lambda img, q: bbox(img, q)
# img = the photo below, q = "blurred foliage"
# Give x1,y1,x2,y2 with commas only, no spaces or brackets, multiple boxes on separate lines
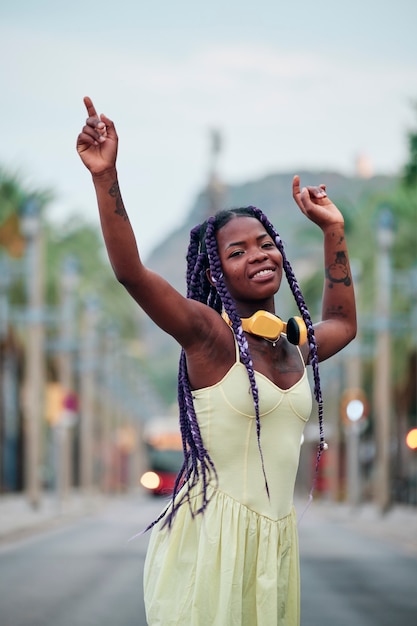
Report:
0,169,140,342
403,101,417,187
0,168,54,220
146,355,180,406
300,105,416,405
44,215,139,339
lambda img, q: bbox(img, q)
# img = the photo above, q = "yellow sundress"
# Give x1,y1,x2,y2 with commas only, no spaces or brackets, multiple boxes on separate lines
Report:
144,340,312,625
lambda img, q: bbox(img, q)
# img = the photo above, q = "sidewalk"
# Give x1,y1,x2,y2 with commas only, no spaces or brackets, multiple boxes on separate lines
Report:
1,490,416,554
297,497,417,556
0,489,107,545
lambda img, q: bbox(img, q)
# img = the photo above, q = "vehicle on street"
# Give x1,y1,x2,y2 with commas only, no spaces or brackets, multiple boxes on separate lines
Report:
140,416,183,496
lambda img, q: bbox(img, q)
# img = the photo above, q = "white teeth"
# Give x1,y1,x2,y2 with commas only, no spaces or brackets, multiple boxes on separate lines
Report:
254,269,272,278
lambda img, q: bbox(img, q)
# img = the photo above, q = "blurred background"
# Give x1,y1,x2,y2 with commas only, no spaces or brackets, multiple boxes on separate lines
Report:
0,1,416,625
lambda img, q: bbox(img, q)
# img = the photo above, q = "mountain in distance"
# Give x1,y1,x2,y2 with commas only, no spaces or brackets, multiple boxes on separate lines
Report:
140,168,396,403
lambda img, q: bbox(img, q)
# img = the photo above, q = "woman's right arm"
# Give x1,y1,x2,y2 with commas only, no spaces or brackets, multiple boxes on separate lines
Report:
76,97,211,347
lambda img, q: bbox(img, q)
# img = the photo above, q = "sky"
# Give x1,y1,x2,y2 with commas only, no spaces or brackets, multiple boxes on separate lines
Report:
1,0,416,258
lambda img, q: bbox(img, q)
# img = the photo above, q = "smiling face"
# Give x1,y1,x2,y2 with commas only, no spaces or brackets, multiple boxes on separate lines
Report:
215,215,283,314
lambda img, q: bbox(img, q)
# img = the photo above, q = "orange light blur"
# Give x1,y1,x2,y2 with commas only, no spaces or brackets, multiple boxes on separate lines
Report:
140,471,161,490
406,428,417,450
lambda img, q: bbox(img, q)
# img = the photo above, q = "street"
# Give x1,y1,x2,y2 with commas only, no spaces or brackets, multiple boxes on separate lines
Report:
298,501,417,626
0,494,416,626
0,495,162,626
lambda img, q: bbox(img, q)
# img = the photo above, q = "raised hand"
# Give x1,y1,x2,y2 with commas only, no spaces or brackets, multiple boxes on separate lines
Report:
292,174,344,231
76,96,118,176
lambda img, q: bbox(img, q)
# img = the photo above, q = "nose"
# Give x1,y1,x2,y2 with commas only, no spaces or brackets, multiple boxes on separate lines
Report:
248,248,268,263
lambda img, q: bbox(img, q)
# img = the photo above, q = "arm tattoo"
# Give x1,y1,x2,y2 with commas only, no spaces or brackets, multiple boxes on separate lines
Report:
325,250,351,287
108,181,128,221
324,304,347,318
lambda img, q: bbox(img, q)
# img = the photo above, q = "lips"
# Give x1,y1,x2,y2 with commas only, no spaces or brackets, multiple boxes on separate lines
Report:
250,267,275,280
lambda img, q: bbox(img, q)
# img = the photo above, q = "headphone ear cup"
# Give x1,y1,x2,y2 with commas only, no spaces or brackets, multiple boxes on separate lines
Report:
245,310,285,340
286,316,307,345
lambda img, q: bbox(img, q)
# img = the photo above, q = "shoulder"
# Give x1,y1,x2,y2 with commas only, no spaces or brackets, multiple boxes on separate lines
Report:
184,307,237,389
196,304,235,349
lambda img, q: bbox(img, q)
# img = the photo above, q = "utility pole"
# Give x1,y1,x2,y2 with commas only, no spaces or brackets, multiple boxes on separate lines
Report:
373,208,395,513
206,128,225,217
20,198,45,509
100,324,118,493
56,255,79,508
0,255,8,491
79,296,98,496
345,260,363,509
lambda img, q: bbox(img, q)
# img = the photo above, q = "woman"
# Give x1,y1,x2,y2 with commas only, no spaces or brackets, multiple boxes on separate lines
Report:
77,97,357,626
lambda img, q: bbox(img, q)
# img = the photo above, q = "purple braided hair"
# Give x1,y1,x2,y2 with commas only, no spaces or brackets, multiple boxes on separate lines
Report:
249,207,326,477
147,205,325,530
204,217,270,497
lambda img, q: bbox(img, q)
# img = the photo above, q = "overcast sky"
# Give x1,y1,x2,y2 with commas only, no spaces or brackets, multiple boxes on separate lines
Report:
1,0,416,258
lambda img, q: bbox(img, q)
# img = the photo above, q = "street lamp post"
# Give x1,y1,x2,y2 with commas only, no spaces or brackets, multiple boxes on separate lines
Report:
56,255,79,508
346,398,365,508
20,197,45,509
206,128,225,218
373,208,395,513
0,255,10,490
79,295,99,495
345,260,363,508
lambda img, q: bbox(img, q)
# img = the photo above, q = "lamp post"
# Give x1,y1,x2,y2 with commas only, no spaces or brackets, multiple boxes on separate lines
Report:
344,393,367,508
206,128,225,218
79,295,99,496
0,255,10,491
56,255,79,508
373,208,395,513
20,197,45,509
344,259,363,508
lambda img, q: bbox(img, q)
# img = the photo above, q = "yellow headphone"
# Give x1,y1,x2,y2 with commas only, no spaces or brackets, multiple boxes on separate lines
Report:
222,310,307,346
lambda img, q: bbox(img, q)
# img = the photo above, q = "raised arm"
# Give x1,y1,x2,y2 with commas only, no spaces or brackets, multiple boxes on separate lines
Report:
76,97,211,347
292,175,357,361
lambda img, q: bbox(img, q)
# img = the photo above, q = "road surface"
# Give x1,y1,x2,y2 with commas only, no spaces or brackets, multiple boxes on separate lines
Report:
0,494,416,625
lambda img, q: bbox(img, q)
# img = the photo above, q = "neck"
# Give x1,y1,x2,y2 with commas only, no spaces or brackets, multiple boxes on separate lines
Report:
235,302,275,319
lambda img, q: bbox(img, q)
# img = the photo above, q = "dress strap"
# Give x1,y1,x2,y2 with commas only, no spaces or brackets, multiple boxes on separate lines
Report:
234,335,241,363
295,342,307,370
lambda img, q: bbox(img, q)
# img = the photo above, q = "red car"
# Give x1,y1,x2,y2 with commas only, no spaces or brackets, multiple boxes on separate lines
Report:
140,418,184,496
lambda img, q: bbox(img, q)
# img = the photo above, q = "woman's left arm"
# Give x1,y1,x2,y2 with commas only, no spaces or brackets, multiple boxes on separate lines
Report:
292,175,357,361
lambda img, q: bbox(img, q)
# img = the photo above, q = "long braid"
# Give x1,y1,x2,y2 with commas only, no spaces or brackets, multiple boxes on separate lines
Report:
204,218,270,497
146,224,218,531
250,207,326,486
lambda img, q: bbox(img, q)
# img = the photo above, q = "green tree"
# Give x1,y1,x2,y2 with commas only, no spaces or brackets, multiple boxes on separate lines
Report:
0,166,139,338
45,215,139,339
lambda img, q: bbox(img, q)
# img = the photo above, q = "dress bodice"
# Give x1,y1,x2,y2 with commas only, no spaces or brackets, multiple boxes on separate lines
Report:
192,351,312,520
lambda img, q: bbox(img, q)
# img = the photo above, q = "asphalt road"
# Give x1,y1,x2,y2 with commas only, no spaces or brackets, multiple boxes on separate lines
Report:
0,495,416,626
0,495,162,626
298,504,417,626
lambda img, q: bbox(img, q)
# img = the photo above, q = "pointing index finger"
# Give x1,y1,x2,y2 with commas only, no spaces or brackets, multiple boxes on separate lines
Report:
83,96,98,119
